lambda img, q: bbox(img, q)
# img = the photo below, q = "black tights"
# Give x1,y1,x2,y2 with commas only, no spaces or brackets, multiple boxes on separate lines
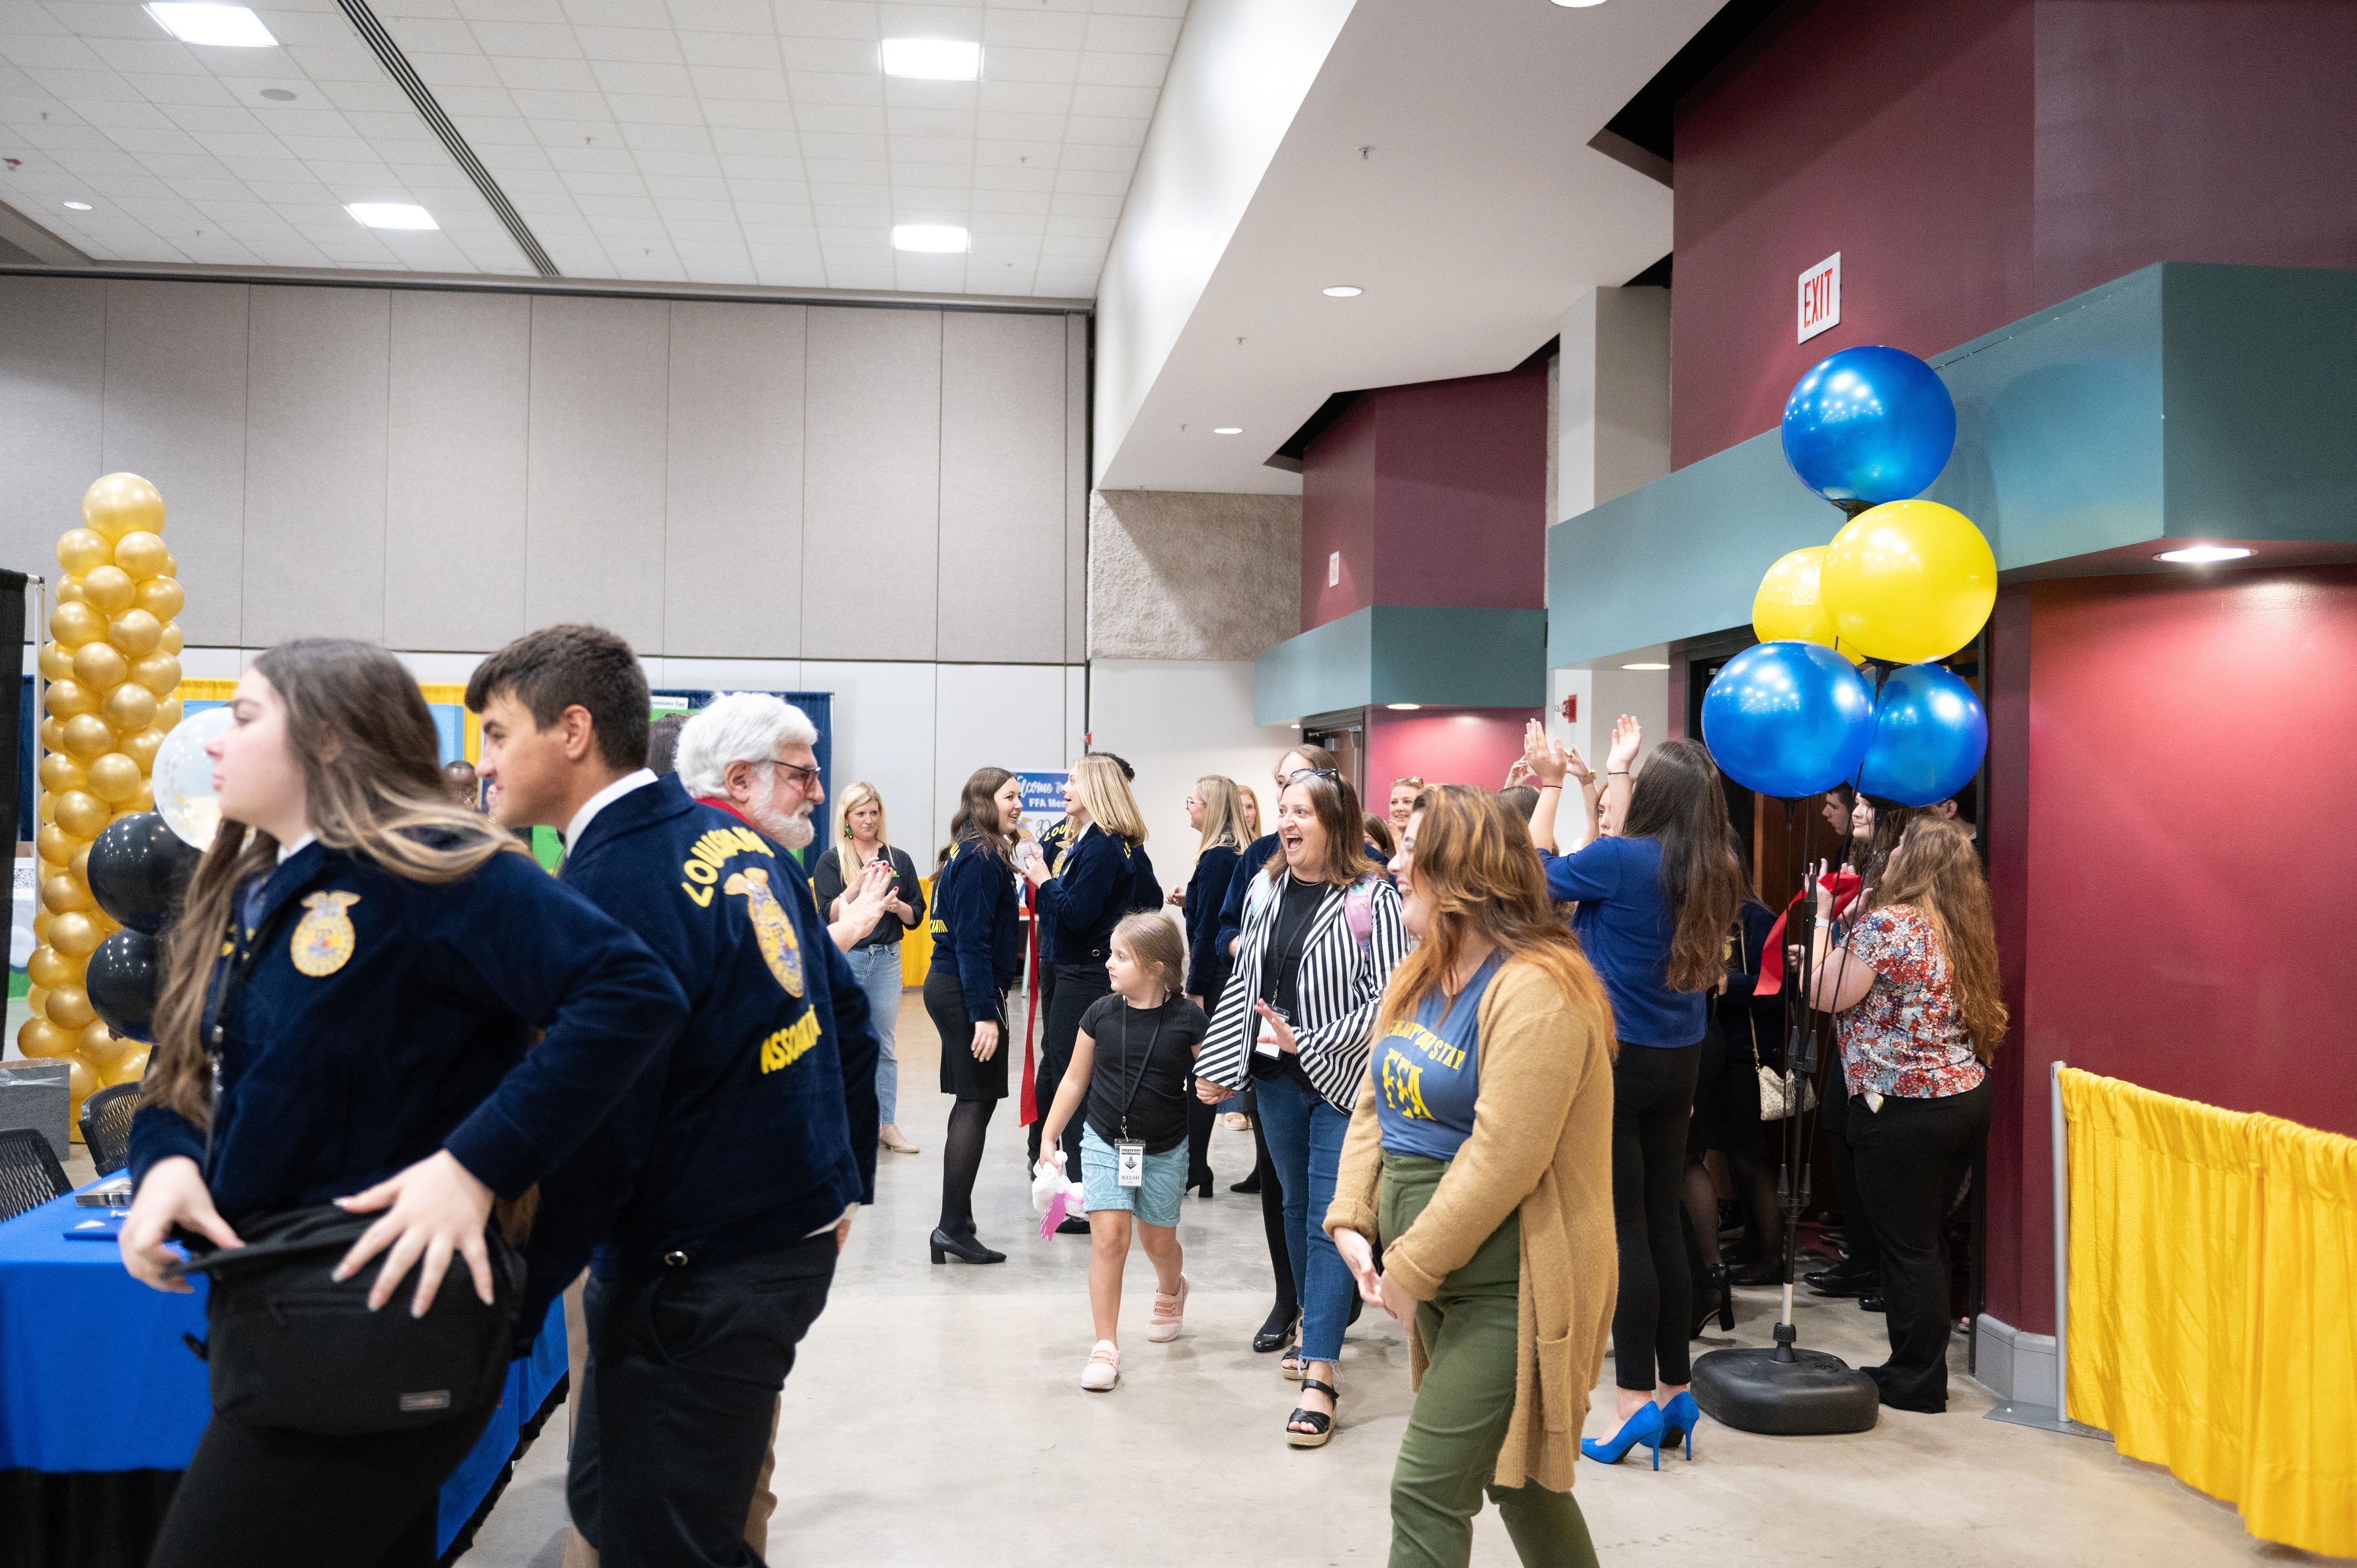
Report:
938,1097,998,1235
1681,1148,1783,1270
1611,1042,1702,1391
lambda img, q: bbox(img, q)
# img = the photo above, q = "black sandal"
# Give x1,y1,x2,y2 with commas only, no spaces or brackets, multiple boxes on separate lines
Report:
1287,1377,1339,1449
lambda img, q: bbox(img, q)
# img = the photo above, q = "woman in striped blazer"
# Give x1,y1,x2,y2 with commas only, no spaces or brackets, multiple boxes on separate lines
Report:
1196,765,1408,1448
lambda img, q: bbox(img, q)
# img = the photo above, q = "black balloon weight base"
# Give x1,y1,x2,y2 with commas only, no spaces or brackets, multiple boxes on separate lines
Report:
1692,1342,1880,1436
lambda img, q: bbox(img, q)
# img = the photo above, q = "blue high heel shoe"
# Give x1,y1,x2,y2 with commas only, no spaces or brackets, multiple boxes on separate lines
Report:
1579,1400,1668,1469
1656,1391,1702,1461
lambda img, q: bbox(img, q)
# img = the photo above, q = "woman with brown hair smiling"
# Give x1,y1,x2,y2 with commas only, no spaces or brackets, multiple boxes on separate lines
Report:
1329,783,1615,1565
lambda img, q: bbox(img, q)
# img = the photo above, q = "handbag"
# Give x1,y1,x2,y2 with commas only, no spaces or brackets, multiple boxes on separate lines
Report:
172,1205,522,1435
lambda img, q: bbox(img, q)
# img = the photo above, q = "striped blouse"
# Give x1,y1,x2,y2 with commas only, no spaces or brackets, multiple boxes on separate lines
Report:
1195,869,1409,1113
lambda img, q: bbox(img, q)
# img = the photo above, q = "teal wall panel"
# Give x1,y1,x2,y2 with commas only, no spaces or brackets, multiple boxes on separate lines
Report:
1254,606,1546,724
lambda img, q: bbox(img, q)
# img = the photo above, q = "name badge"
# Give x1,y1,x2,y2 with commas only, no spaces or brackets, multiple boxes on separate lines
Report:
1252,1004,1289,1059
1115,1140,1146,1188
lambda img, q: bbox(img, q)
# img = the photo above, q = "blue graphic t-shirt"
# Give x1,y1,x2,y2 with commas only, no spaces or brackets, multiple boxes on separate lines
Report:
1373,953,1504,1161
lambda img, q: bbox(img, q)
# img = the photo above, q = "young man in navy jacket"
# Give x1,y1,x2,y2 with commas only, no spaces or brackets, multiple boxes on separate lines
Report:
469,627,877,1568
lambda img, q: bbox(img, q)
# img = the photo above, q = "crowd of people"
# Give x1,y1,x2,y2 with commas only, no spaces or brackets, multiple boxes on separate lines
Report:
109,618,2010,1568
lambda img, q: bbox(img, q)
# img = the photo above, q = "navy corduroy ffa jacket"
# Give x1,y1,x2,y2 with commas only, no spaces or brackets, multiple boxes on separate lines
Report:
534,776,881,1286
127,839,688,1225
1036,825,1138,964
1184,842,1242,1000
928,835,1023,1025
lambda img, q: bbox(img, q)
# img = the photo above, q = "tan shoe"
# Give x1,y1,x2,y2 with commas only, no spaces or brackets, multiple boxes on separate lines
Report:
879,1124,919,1155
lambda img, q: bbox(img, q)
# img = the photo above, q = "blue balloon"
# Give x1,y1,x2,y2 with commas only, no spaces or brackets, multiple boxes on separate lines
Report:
1857,663,1986,807
1780,345,1956,508
1701,642,1876,799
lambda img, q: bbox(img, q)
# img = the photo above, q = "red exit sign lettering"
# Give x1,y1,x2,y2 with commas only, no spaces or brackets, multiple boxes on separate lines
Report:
1798,251,1840,342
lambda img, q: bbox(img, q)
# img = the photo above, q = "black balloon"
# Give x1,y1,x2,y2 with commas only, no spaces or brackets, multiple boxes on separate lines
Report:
87,812,201,935
88,928,162,1044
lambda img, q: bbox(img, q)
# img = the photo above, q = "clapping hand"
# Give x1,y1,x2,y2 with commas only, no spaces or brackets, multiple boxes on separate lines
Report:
1607,714,1642,775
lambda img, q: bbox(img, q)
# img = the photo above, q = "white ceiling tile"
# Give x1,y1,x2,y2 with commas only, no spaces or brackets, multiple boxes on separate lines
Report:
971,161,1049,191
456,0,571,24
983,46,1075,83
1041,213,1108,238
590,56,689,92
690,64,790,99
450,113,541,143
508,86,609,117
973,138,1056,167
27,66,147,102
135,150,234,179
37,5,158,41
1082,13,1178,54
576,25,684,61
770,1,873,41
786,68,877,105
970,187,1046,215
1088,0,1186,15
563,167,642,193
494,55,600,91
876,5,978,41
977,78,1065,114
546,142,638,171
646,172,727,198
316,79,411,112
1047,189,1117,219
735,206,809,227
890,134,970,165
811,190,886,213
1057,140,1133,173
717,154,798,179
1063,113,1142,146
980,10,1083,50
794,100,881,133
680,29,779,66
160,100,266,134
976,109,1061,141
801,151,883,177
667,0,772,32
886,105,969,139
700,96,794,127
433,82,521,114
0,35,108,72
280,41,392,82
635,148,722,177
618,117,708,150
606,92,704,122
1072,48,1163,88
82,37,206,76
470,18,587,55
1067,82,1152,119
560,0,671,26
278,133,374,159
777,35,871,71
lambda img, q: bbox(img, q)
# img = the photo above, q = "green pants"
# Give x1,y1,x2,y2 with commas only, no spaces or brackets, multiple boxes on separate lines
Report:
1379,1156,1598,1568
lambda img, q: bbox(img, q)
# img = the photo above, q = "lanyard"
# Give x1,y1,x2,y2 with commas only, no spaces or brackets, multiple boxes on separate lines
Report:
1258,875,1324,1007
1113,1004,1166,1141
200,876,304,1165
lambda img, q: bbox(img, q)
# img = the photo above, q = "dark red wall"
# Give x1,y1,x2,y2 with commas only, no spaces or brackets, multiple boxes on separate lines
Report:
1298,367,1548,631
1365,708,1543,801
1981,566,2357,1330
1670,0,2357,467
1670,0,2036,469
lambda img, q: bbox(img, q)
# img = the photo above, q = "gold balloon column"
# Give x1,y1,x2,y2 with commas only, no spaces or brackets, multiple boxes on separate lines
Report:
19,474,185,1127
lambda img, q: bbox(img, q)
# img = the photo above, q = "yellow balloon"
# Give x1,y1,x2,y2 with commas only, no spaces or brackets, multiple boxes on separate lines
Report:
84,1024,141,1071
132,652,181,696
109,608,163,656
37,792,54,825
25,985,46,1019
73,641,128,691
27,945,74,991
155,697,183,732
160,623,183,657
84,473,165,541
67,1057,99,1122
62,714,115,762
41,873,92,915
39,716,65,753
80,564,135,615
101,682,157,734
56,528,111,575
38,640,75,682
163,552,179,577
56,580,85,606
43,678,96,720
45,983,95,1031
1820,501,1998,664
54,790,109,839
114,531,168,581
1752,546,1865,663
18,1017,74,1060
35,824,74,867
120,782,156,814
31,913,50,947
86,752,143,804
38,753,86,795
49,911,100,958
70,842,90,882
101,1048,149,1089
122,726,166,771
50,600,104,648
135,577,184,620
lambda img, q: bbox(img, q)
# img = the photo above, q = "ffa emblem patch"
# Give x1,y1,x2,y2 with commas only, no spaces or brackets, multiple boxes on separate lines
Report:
723,866,804,998
290,892,359,977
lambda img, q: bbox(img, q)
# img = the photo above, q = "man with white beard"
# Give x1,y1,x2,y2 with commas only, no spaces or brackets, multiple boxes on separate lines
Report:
469,641,879,1568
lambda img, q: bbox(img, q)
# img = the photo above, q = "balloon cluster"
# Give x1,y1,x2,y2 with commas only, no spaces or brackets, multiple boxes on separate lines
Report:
19,474,189,1123
1702,348,1994,804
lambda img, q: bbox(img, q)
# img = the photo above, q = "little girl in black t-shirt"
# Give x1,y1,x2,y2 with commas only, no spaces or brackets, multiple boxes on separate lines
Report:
1035,911,1209,1391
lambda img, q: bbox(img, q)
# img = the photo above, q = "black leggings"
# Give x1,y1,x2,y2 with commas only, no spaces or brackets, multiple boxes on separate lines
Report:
1611,1041,1702,1391
1823,1078,1884,1275
147,1404,495,1567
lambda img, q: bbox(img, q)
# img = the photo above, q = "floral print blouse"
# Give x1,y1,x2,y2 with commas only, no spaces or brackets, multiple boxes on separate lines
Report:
1834,904,1986,1099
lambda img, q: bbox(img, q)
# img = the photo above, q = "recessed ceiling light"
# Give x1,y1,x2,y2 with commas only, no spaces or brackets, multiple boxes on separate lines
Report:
2155,544,2252,564
144,3,278,46
1322,285,1362,297
1386,703,1422,711
1621,661,1670,670
892,223,968,253
63,200,93,211
259,87,297,101
347,202,437,230
881,38,981,80
1213,426,1243,435
1550,0,1609,7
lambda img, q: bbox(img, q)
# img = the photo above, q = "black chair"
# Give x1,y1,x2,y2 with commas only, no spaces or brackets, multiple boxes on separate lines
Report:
79,1084,141,1178
0,1126,69,1224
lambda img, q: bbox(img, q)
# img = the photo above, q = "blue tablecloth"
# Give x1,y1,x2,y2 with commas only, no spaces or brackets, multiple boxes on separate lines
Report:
0,1186,566,1556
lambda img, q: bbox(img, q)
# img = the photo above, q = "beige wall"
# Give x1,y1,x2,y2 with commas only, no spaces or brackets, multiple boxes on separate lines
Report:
1086,487,1298,661
0,274,1089,663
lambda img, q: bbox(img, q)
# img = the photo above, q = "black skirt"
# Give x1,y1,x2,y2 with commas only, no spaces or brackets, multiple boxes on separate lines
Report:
925,964,1008,1103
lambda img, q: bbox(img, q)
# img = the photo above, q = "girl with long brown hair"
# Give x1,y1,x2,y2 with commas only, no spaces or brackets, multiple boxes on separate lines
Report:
117,639,684,1568
1328,784,1615,1563
1525,715,1744,1462
1808,814,2004,1412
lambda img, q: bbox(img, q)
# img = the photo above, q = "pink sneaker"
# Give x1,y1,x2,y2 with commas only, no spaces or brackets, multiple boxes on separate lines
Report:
1081,1340,1120,1391
1148,1275,1188,1342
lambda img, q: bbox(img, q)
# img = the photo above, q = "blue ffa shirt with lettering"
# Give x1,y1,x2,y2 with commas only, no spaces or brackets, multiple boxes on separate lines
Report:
536,776,880,1285
126,838,687,1223
1373,954,1504,1162
1541,835,1706,1048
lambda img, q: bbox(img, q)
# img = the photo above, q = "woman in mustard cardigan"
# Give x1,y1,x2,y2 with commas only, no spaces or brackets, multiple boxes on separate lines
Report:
1328,784,1617,1568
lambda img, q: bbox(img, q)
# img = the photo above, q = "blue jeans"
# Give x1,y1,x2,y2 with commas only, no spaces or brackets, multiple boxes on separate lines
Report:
844,943,904,1126
1254,1069,1355,1364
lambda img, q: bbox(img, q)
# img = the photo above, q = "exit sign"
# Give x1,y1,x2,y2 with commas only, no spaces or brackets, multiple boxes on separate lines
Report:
1798,251,1840,342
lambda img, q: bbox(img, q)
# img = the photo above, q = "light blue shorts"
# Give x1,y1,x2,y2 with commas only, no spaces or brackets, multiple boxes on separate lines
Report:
1080,1125,1188,1228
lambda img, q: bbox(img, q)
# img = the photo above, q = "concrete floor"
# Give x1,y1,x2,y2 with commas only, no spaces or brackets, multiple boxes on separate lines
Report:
453,995,2286,1568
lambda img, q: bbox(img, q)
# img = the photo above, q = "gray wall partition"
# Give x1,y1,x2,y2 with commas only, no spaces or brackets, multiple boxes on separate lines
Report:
0,274,1089,664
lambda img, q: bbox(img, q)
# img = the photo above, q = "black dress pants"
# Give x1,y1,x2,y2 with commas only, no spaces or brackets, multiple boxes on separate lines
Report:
568,1235,838,1567
1846,1078,1993,1412
1609,1041,1702,1391
147,1400,496,1567
1822,1078,1884,1276
1029,958,1108,1177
